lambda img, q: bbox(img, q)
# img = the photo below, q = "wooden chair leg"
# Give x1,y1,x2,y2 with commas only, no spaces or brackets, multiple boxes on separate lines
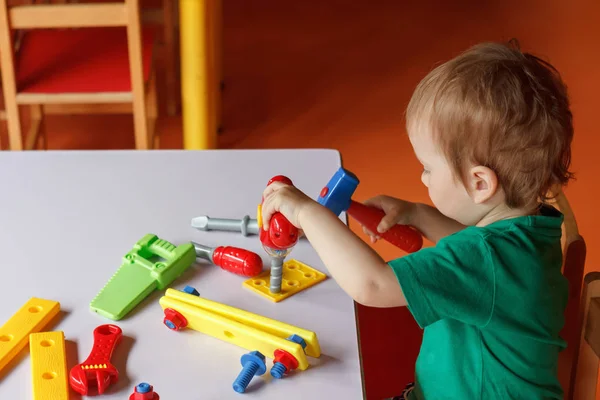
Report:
0,91,4,150
213,0,222,131
126,3,149,150
0,111,3,150
0,1,23,150
164,0,177,116
146,68,159,149
25,104,43,150
573,272,600,400
132,101,150,150
4,101,22,150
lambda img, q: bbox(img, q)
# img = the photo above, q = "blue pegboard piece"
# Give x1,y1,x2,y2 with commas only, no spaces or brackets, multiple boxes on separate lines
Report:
317,167,359,216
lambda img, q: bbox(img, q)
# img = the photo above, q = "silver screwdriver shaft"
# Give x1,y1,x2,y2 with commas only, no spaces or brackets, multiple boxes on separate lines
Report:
191,215,259,236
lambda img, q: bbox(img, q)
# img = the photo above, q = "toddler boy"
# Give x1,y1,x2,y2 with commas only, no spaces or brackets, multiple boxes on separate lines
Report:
260,40,574,399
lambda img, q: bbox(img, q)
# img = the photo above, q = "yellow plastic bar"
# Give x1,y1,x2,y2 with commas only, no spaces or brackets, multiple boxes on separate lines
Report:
179,0,217,149
160,296,310,369
163,288,320,357
0,297,60,372
29,331,69,400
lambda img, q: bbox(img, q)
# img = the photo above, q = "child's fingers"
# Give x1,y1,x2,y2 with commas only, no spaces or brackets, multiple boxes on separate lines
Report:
377,214,397,233
363,196,384,209
362,225,379,242
262,181,287,200
362,225,374,236
260,193,279,231
261,182,290,230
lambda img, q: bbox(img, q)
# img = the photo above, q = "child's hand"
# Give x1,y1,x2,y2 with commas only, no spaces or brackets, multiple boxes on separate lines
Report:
362,195,415,243
260,181,316,231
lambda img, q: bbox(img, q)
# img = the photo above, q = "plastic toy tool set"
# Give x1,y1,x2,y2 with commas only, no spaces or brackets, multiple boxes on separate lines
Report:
0,167,423,397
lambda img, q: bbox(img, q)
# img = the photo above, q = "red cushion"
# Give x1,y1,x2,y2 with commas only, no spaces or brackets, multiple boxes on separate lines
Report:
16,26,155,93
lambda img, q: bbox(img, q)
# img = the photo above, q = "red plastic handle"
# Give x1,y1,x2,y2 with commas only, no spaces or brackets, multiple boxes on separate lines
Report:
259,175,299,251
212,246,263,277
86,324,122,365
347,200,423,253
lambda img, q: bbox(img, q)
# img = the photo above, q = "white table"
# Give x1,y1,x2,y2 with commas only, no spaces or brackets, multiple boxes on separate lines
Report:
0,150,363,399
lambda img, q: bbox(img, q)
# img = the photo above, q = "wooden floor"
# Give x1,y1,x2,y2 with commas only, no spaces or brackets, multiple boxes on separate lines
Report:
1,1,599,398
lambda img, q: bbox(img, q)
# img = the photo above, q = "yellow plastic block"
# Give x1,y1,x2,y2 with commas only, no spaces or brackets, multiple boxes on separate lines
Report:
29,331,68,400
243,259,327,303
159,289,321,370
0,297,60,372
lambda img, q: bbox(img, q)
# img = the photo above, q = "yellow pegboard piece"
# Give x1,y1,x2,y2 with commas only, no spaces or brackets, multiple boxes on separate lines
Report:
162,288,321,358
243,259,327,303
29,331,68,400
161,294,312,369
0,297,60,372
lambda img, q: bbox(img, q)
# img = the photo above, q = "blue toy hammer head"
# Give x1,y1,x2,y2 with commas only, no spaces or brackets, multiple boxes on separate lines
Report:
316,167,359,216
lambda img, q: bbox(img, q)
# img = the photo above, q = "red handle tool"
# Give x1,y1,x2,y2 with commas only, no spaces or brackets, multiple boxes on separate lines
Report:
317,167,423,253
69,324,122,395
257,175,300,255
347,200,423,253
193,242,263,277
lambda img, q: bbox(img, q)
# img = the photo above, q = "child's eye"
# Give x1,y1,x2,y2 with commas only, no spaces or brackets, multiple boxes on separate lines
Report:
422,168,430,175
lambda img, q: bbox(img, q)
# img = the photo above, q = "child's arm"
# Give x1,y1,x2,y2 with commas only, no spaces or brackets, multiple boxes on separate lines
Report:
298,202,407,308
260,183,407,308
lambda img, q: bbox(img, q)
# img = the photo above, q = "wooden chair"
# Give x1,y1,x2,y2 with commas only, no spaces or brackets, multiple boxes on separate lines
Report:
571,272,600,399
141,0,178,117
0,0,158,150
548,191,588,399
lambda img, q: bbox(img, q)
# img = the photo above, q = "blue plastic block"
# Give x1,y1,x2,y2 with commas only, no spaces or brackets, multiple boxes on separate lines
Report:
317,167,359,216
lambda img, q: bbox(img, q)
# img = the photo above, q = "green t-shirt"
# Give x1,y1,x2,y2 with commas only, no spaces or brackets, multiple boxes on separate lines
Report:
388,205,568,400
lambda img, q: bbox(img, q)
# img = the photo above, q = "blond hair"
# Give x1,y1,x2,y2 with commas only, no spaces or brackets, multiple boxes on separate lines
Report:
406,40,574,211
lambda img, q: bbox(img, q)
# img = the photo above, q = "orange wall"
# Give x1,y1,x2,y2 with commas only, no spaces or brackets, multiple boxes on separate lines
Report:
222,0,600,276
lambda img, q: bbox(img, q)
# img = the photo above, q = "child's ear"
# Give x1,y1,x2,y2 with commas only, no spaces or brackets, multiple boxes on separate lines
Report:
468,166,498,204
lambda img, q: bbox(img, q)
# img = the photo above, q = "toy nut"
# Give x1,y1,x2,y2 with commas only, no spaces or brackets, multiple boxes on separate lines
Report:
129,382,159,400
163,308,187,331
242,350,267,368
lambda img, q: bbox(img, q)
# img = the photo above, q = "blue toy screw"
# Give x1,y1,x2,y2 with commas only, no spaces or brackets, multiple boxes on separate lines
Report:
164,320,176,329
270,362,287,379
287,334,307,350
232,351,266,393
271,334,307,379
183,286,200,296
135,383,151,393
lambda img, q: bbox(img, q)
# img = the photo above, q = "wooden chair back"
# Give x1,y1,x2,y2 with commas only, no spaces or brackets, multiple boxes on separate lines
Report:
549,191,588,399
571,272,600,399
0,0,149,150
